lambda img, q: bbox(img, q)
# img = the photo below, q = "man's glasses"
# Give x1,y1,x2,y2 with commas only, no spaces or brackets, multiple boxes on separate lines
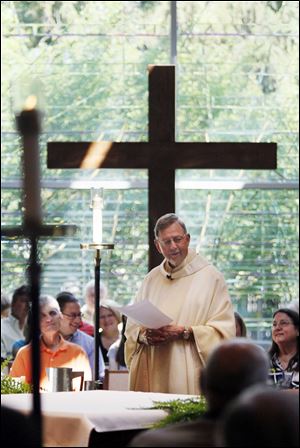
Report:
272,320,293,328
62,312,83,320
157,235,186,247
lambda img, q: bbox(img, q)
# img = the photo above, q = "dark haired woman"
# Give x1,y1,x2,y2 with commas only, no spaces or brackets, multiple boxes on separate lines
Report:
269,307,299,389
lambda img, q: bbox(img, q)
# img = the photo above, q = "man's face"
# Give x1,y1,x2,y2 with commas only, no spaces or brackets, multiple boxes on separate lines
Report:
12,294,29,320
154,222,190,267
60,302,82,337
40,304,62,335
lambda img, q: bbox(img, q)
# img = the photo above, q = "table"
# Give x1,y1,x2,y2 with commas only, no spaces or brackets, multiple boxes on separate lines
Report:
1,390,194,447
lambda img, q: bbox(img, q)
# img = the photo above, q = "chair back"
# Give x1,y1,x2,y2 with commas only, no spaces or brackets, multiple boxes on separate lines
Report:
103,369,129,391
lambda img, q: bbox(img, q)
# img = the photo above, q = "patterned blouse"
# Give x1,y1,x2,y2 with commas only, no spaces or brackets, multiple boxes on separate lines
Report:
269,353,299,389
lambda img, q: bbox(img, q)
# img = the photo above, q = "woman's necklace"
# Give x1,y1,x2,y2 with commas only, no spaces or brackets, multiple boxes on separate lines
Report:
279,354,293,370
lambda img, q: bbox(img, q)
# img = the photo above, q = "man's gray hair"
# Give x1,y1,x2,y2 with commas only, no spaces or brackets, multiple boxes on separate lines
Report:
154,213,187,238
39,294,60,311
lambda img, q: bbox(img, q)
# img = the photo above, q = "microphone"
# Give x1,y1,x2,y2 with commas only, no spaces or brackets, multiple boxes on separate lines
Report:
166,274,173,281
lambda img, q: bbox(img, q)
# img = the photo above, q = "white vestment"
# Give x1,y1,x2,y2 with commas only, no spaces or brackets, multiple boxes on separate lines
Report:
125,249,235,395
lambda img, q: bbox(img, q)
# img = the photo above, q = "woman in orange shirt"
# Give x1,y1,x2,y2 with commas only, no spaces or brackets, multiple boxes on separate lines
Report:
10,295,91,391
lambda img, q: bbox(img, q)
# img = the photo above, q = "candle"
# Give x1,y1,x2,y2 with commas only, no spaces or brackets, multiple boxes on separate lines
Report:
16,95,42,228
92,190,103,244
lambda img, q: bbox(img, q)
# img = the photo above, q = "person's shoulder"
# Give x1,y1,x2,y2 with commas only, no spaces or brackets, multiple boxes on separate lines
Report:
145,265,161,279
14,342,30,358
77,329,93,343
1,314,14,328
64,339,87,355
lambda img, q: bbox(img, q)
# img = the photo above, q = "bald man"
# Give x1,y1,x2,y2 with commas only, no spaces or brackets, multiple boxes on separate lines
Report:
129,339,269,447
219,386,299,447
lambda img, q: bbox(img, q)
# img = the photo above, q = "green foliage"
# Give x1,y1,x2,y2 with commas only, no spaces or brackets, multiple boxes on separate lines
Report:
151,397,207,428
1,1,299,327
1,358,33,394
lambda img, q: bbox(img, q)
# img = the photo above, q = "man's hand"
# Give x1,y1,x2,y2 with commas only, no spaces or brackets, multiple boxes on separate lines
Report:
144,325,185,346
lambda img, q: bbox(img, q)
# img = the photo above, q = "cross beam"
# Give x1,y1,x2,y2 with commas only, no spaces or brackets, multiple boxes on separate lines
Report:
48,65,277,269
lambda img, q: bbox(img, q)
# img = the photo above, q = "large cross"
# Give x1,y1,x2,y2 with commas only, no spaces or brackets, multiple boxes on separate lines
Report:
48,65,276,270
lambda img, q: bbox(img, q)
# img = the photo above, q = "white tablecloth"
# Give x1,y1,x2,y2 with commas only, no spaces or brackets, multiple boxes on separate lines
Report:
2,390,194,447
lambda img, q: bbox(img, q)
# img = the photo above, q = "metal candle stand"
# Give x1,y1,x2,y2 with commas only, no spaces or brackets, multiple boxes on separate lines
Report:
1,107,77,447
80,243,114,384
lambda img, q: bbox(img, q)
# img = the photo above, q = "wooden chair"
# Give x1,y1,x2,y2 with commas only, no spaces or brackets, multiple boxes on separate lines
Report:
102,369,129,391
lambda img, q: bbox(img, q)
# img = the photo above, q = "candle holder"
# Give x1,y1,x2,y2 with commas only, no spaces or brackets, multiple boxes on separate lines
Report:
80,243,114,383
1,101,77,447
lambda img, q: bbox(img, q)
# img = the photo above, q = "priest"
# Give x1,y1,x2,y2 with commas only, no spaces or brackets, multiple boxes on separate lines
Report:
125,213,235,395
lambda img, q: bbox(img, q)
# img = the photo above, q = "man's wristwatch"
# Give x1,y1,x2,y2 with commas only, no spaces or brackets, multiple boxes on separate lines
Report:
182,326,191,340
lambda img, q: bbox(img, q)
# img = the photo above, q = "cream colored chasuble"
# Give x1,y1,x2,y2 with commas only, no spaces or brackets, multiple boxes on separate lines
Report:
125,249,235,395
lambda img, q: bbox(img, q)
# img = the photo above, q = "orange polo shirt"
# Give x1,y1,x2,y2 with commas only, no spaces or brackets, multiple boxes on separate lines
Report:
10,337,92,391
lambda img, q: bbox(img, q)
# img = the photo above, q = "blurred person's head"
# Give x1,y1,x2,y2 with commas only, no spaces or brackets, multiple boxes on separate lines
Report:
60,277,81,298
234,311,247,337
100,301,121,336
56,291,83,338
11,285,30,324
1,292,11,318
219,385,299,447
84,280,107,311
200,338,269,415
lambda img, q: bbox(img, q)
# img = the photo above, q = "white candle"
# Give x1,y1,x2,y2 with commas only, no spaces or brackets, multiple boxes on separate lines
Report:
92,193,103,244
17,96,42,227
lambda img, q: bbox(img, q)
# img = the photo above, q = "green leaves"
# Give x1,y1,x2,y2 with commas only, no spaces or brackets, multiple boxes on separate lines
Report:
1,358,33,394
151,397,207,428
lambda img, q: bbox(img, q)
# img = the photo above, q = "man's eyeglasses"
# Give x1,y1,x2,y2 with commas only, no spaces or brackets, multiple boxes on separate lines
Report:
62,312,83,320
157,235,186,247
272,320,293,328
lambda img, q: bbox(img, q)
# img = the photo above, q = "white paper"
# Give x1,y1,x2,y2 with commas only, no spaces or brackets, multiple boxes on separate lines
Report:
111,300,172,329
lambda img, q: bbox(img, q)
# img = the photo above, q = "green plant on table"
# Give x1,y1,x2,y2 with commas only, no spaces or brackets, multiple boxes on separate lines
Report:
151,396,207,428
1,357,32,394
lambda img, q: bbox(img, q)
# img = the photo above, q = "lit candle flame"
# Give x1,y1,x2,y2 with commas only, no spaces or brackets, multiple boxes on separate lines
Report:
24,95,37,111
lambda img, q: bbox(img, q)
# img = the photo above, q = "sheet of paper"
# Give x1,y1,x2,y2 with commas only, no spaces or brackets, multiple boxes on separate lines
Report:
111,300,172,329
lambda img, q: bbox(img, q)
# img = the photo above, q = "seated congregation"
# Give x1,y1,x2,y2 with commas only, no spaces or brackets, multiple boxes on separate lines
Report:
1,283,298,447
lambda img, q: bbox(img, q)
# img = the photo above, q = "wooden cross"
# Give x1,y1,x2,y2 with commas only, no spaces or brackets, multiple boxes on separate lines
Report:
48,65,276,270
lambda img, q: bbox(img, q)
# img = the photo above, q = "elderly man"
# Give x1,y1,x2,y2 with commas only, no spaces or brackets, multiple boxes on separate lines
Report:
10,295,91,391
130,339,270,447
1,285,30,360
125,213,235,395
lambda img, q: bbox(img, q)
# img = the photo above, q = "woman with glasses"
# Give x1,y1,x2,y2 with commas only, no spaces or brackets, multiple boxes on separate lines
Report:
269,307,299,389
10,295,92,391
